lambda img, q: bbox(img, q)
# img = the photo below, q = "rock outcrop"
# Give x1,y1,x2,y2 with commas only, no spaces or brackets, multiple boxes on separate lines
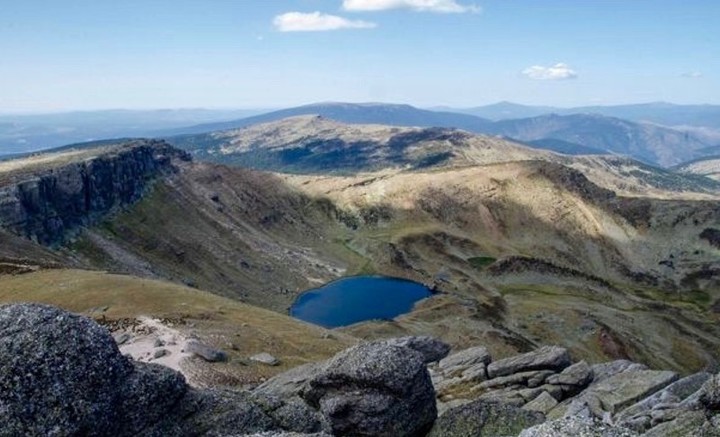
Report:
302,341,439,436
0,303,187,436
2,303,719,436
0,304,444,436
0,140,190,245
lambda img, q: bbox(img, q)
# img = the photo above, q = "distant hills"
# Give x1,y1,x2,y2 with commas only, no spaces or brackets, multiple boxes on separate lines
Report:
166,115,720,198
168,102,714,167
488,113,708,166
2,101,719,168
454,101,720,128
165,102,493,136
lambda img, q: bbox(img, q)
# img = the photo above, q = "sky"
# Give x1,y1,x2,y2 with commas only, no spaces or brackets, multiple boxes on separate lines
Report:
0,0,718,112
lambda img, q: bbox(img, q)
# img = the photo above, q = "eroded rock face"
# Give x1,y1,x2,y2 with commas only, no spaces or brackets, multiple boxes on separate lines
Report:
428,399,544,437
487,346,571,378
302,341,437,436
0,140,190,245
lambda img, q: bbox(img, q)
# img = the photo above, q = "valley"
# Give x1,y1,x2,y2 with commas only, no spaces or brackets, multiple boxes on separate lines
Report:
0,124,718,376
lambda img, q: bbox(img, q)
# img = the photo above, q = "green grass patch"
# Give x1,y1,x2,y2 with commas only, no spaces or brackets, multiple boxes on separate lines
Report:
467,256,496,269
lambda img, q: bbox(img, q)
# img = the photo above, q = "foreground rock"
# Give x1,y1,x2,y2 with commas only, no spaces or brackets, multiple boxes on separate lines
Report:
302,341,438,436
428,399,544,436
0,303,186,436
519,417,639,437
2,303,719,436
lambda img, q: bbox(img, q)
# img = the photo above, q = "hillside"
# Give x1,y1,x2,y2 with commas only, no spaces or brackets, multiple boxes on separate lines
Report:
168,115,720,199
676,155,720,181
488,113,708,167
0,269,355,388
1,140,719,374
170,114,552,173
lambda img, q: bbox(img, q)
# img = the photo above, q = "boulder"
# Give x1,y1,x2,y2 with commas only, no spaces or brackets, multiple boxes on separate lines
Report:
302,341,437,436
167,388,276,436
439,346,492,376
523,391,559,415
428,399,544,437
117,362,188,434
519,417,639,437
251,352,281,366
487,346,571,378
546,360,593,395
0,303,189,436
251,393,325,434
566,369,678,417
383,336,450,363
185,340,228,362
0,303,134,435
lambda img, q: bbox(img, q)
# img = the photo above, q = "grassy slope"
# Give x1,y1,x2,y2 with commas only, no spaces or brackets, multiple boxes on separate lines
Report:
0,269,355,385
286,163,720,372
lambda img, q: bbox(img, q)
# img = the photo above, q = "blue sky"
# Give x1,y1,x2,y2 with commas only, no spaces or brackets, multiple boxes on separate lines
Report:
0,0,718,111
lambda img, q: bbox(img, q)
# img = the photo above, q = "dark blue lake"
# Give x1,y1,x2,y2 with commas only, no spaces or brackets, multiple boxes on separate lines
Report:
290,276,433,328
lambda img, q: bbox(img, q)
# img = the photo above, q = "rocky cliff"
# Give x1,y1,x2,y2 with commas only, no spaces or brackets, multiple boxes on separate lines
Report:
0,140,190,245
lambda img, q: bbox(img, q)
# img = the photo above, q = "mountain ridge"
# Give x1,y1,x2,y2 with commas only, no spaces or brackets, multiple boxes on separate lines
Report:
166,102,711,167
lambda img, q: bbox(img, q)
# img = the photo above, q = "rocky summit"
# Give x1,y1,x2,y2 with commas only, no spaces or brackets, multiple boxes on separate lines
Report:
1,303,719,436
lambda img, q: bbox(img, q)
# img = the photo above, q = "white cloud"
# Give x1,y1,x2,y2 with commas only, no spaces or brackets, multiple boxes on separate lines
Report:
343,0,480,13
522,63,578,81
681,71,703,78
273,11,377,32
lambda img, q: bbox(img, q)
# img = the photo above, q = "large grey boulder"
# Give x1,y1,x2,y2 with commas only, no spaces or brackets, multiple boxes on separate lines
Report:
185,340,228,362
428,399,544,437
487,346,571,379
383,336,450,364
302,341,437,436
0,303,138,435
117,362,188,434
160,388,276,436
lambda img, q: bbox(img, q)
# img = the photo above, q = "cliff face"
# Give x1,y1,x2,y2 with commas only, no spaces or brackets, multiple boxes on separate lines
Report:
0,140,190,245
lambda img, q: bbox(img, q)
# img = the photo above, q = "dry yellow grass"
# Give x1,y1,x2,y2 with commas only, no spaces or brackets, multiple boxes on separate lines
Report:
0,269,356,385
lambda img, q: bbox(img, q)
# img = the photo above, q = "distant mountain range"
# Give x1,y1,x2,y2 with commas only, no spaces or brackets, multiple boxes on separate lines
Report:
165,102,493,136
451,101,720,128
2,101,719,168
168,102,714,167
